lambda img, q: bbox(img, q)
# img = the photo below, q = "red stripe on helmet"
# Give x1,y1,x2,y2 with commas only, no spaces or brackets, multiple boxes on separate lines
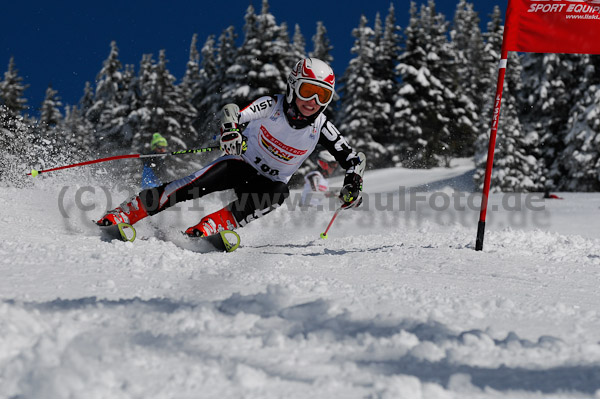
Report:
301,59,317,79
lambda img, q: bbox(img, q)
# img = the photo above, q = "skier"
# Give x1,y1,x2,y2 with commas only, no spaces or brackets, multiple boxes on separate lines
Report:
96,58,365,238
300,150,339,207
140,132,169,189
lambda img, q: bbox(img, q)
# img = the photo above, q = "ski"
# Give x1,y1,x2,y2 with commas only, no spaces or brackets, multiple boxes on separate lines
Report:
97,221,240,253
99,222,137,242
188,230,241,253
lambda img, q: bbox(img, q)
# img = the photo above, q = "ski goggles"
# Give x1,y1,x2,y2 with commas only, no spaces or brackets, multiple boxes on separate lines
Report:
296,81,334,106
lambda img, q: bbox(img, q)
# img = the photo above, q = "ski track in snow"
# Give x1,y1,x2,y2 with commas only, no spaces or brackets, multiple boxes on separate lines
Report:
1,164,600,399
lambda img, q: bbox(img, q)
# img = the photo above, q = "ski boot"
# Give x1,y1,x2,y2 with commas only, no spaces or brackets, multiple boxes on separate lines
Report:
185,207,238,237
96,195,149,227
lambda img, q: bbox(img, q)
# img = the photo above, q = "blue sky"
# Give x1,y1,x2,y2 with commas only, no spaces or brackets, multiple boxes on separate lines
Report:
1,0,507,115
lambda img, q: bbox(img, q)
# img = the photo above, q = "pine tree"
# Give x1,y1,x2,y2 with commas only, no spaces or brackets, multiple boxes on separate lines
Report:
292,24,306,58
0,57,29,117
180,33,206,144
257,0,291,93
392,0,459,168
221,1,289,106
194,26,238,143
0,105,33,185
559,55,600,191
60,105,94,157
520,53,584,190
181,33,203,103
449,0,483,157
88,41,128,151
371,4,401,153
278,22,301,74
79,81,94,120
474,6,543,192
310,21,334,64
190,34,217,135
31,85,64,166
0,58,32,184
39,85,63,129
133,50,197,155
338,15,388,167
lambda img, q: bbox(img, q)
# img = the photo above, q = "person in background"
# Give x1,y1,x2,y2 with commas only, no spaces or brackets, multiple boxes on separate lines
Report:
141,133,168,189
301,150,339,207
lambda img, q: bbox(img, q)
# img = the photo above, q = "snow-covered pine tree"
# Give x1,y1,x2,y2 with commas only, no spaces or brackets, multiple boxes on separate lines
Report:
392,0,459,168
520,53,584,190
449,0,483,157
87,41,128,152
371,4,401,158
119,56,151,152
78,81,94,121
193,26,238,143
337,15,388,167
221,4,259,106
257,0,290,94
191,34,218,139
132,50,197,158
0,58,34,185
559,55,600,191
474,6,543,192
0,57,29,117
32,85,64,167
38,85,63,130
180,33,213,151
279,21,304,73
292,24,307,58
60,105,94,157
181,33,203,104
310,21,333,64
0,105,33,186
221,1,288,107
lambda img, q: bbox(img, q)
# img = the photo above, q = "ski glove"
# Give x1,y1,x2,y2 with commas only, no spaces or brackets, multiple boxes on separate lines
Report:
220,123,247,156
340,172,363,207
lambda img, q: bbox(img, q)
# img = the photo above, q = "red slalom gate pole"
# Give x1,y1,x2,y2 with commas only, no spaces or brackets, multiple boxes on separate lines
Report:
475,34,510,251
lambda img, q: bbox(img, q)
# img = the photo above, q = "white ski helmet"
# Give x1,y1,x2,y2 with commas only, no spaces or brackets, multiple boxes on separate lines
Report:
286,58,335,109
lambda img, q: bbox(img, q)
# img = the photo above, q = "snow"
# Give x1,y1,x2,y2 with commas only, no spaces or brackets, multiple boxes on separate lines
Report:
2,160,600,398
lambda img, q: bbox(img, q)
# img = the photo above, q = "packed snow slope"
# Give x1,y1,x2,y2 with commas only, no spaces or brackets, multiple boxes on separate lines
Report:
1,159,600,399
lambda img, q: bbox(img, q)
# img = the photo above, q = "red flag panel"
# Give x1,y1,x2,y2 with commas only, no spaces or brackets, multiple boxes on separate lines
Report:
504,0,600,54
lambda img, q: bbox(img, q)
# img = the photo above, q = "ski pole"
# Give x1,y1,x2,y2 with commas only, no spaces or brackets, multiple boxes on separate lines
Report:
27,146,220,177
320,205,343,239
319,197,363,239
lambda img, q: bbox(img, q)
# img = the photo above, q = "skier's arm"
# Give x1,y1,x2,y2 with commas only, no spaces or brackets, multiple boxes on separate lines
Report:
318,120,365,206
218,96,278,155
318,120,361,170
238,96,278,124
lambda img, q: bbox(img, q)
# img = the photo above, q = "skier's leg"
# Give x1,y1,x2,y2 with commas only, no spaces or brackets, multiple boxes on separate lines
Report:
96,195,150,226
230,177,290,227
184,175,289,237
96,156,250,226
